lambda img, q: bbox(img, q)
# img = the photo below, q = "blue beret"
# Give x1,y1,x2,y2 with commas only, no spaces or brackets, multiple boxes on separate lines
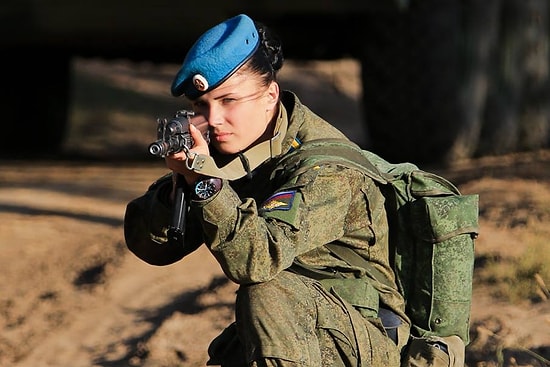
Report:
171,14,260,98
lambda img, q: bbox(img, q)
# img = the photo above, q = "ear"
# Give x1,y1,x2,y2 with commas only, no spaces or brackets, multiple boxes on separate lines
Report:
265,81,280,111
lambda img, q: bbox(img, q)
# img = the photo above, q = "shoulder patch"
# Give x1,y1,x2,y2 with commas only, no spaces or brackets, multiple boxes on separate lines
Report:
261,190,296,212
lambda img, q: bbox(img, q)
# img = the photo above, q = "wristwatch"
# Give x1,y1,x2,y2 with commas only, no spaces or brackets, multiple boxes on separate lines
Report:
193,177,223,200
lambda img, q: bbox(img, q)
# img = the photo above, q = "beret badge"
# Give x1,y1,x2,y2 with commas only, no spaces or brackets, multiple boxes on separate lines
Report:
192,74,209,92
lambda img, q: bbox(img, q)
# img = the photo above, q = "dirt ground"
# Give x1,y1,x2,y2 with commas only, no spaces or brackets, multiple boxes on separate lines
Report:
0,59,549,367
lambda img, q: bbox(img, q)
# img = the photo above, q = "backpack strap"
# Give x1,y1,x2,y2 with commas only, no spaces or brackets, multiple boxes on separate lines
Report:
324,243,394,289
277,138,396,288
275,138,389,185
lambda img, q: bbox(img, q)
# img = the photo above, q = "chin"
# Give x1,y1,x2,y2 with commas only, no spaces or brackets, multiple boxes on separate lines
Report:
213,142,237,155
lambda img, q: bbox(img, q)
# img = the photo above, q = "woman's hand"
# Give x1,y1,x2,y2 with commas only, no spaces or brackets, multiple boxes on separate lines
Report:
165,115,210,187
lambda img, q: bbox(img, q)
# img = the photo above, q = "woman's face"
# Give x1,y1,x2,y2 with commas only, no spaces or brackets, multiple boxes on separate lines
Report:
190,70,280,154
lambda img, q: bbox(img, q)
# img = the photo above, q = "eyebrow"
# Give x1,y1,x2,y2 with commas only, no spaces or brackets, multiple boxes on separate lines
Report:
192,92,234,104
214,90,260,102
197,83,265,103
213,92,236,101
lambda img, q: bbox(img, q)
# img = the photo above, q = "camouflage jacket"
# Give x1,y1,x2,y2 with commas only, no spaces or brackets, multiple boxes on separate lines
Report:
124,90,408,325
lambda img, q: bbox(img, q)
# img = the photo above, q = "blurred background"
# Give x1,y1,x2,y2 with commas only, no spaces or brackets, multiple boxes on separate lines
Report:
1,2,550,367
1,0,549,165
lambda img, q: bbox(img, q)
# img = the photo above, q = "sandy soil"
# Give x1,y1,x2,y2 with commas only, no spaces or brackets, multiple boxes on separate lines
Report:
0,59,549,367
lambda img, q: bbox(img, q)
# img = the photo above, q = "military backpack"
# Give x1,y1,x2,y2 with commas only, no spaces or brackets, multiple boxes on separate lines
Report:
276,138,479,345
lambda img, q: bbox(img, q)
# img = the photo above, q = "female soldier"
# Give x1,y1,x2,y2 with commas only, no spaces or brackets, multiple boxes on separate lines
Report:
124,14,410,366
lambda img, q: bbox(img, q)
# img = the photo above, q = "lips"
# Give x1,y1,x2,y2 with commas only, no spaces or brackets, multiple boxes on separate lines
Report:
213,131,231,142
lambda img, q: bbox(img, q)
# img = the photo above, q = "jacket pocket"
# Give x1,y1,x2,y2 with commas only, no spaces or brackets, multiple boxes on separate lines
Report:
319,277,379,318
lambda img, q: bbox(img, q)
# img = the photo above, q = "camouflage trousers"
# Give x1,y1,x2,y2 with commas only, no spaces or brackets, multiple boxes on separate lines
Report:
207,271,401,366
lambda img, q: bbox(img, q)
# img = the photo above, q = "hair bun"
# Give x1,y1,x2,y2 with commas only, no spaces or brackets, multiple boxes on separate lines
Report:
255,22,284,72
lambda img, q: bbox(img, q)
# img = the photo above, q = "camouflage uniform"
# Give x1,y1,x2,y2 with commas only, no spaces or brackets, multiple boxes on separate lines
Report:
124,91,411,366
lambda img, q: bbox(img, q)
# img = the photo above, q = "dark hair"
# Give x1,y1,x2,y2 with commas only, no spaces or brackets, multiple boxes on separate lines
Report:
246,21,284,86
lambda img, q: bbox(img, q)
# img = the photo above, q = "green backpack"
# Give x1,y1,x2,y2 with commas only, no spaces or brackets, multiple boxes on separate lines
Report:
278,138,478,343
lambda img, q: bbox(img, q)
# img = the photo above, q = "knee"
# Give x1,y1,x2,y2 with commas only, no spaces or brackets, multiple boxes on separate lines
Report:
235,271,316,324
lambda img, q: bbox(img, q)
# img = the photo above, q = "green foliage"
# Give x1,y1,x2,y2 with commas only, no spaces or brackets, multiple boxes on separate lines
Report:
478,239,550,303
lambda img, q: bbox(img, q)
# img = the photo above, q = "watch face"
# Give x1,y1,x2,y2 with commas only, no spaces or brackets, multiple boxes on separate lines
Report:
195,179,219,200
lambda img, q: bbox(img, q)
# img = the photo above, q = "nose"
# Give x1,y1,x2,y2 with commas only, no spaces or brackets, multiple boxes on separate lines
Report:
204,104,223,126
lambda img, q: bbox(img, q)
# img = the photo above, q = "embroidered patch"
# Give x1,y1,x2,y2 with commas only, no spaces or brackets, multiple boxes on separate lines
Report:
261,190,296,211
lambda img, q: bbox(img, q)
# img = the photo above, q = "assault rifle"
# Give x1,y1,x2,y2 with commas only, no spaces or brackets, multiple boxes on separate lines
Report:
148,110,209,158
148,110,209,246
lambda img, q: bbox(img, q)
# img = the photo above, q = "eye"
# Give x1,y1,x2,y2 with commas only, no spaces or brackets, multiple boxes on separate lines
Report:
192,100,206,108
222,97,236,104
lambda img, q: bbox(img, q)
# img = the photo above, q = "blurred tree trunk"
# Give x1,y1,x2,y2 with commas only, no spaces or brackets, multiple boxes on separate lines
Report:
448,0,499,161
478,0,549,156
359,0,549,165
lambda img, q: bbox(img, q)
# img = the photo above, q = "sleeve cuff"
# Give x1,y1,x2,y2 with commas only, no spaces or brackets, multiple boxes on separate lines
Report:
192,180,240,225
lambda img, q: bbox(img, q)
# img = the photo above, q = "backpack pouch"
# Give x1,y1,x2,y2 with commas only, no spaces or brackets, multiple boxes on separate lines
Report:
408,194,478,342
